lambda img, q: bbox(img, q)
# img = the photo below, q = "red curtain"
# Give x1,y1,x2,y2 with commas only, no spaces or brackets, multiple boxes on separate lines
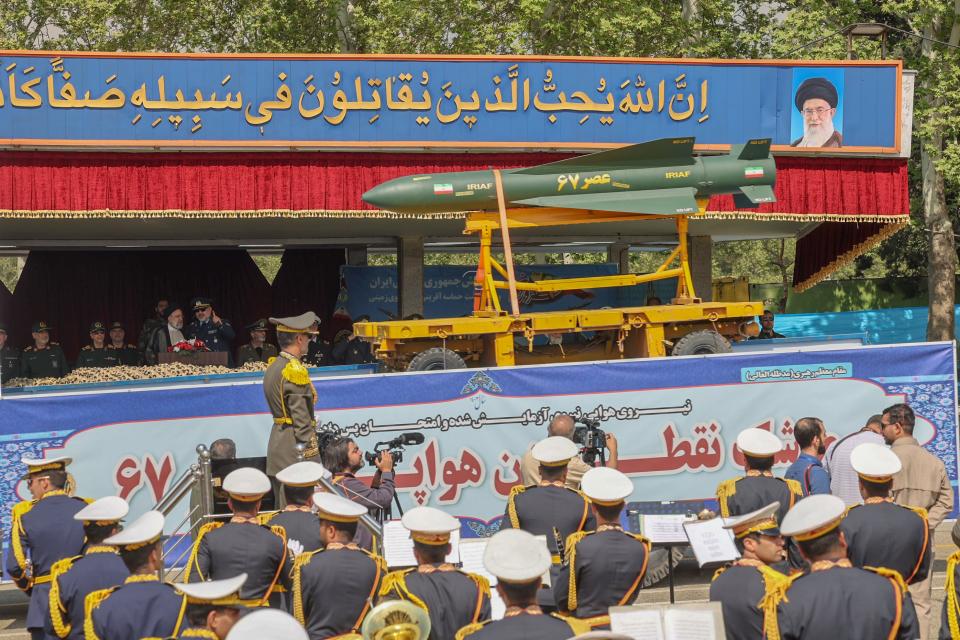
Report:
9,250,272,360
792,221,904,291
270,249,348,340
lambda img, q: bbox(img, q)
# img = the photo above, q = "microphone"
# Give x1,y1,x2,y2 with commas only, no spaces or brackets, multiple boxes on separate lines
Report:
399,432,425,445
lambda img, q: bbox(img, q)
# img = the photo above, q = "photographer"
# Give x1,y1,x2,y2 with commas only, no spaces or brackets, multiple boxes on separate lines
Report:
520,414,619,490
323,436,395,551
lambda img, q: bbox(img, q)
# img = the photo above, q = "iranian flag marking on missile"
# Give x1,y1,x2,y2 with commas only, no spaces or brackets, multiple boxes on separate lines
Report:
433,183,454,195
744,166,765,179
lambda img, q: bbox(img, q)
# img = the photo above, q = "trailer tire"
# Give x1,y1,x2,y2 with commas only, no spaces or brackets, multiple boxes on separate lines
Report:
671,330,731,356
407,347,467,372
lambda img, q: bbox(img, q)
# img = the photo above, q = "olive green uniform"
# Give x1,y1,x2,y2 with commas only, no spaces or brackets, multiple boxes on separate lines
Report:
263,351,319,476
237,342,278,366
75,346,119,369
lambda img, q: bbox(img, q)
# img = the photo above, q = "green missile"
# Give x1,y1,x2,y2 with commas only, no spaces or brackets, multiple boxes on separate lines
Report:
362,137,776,216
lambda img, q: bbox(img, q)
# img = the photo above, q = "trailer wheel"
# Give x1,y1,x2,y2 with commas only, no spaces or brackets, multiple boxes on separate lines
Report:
407,347,467,372
671,330,731,356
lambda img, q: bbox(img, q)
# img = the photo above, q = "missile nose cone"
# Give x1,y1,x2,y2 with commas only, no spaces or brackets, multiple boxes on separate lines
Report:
361,182,391,208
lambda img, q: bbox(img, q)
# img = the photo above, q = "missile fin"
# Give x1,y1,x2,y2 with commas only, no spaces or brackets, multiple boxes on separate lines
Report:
513,187,700,215
733,184,777,209
510,138,696,175
730,138,772,161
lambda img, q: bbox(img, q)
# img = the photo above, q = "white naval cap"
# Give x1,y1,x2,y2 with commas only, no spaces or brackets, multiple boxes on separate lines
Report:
222,467,271,501
275,461,332,487
21,456,72,474
269,312,321,334
176,573,247,605
401,506,459,546
531,436,579,467
780,494,846,542
74,496,129,523
580,467,633,506
104,510,165,550
483,529,551,583
736,428,782,458
226,608,309,640
850,442,902,483
312,491,367,523
722,501,781,539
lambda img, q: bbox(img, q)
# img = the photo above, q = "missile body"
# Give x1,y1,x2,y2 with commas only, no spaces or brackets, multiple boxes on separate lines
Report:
362,137,776,216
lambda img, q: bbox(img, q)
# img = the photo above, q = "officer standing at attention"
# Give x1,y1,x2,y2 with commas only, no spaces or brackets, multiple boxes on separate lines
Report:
289,492,387,638
709,502,789,640
172,574,249,639
555,467,651,630
184,468,287,608
263,312,322,506
502,436,596,564
185,297,236,365
106,322,143,366
5,456,88,640
76,322,119,369
841,442,931,585
236,319,278,366
47,496,130,640
267,461,331,555
455,529,588,639
768,494,919,639
380,507,491,639
85,511,187,640
21,321,69,379
0,322,22,382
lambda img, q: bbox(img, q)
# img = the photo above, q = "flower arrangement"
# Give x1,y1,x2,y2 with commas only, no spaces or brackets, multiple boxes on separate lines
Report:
168,338,210,353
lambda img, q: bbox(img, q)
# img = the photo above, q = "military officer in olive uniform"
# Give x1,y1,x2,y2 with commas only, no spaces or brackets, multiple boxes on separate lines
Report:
76,321,119,369
172,574,249,639
236,319,278,366
263,312,322,504
106,322,143,366
185,297,236,365
184,468,287,607
716,428,804,568
555,468,650,629
0,323,21,383
767,494,919,639
21,321,69,379
841,442,931,585
267,461,330,555
709,502,789,640
455,529,588,640
380,507,491,640
289,492,387,638
6,456,88,640
86,510,187,640
46,496,130,640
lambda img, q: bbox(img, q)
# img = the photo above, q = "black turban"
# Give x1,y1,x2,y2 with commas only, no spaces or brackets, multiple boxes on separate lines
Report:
794,77,838,111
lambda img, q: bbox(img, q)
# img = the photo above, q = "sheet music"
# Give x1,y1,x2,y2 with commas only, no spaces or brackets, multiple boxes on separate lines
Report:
663,607,718,640
609,606,665,640
458,538,495,584
383,519,460,568
641,514,690,544
683,518,739,567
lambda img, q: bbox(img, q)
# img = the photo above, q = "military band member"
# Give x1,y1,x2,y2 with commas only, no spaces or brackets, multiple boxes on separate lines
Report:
264,312,322,506
107,322,143,366
768,494,919,639
555,467,650,629
502,436,596,563
21,321,69,379
455,529,588,639
0,323,22,383
5,456,88,640
185,468,287,607
380,507,491,640
76,321,119,369
325,436,395,552
237,319,278,366
289,492,386,639
46,496,130,640
86,510,187,640
223,608,309,640
841,442,931,585
709,502,789,640
941,546,960,639
172,573,249,639
267,461,331,555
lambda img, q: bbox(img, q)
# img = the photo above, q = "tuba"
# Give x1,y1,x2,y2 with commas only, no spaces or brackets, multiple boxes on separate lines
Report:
361,600,432,640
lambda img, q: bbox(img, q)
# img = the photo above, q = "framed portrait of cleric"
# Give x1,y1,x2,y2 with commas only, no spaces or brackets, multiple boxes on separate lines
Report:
790,67,845,149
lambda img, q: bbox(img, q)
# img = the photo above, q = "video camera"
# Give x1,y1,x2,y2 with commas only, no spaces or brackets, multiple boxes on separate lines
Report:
573,417,607,466
364,432,425,467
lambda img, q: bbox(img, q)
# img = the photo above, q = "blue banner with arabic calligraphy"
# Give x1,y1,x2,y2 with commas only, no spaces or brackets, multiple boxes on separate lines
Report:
0,341,954,546
0,52,900,152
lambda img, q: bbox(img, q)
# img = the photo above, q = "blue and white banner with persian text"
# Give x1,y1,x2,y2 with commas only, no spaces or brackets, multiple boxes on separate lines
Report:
0,342,955,545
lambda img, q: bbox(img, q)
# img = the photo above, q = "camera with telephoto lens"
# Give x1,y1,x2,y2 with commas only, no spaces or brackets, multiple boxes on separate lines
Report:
364,432,425,467
573,417,607,466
